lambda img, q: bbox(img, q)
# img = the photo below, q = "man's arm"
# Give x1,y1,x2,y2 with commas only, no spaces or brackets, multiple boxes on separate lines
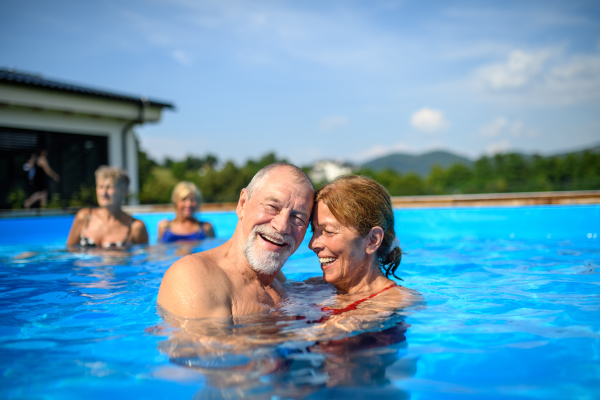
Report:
157,255,233,319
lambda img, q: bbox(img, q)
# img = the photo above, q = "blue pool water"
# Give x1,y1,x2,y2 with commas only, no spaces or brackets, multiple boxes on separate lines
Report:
0,205,599,399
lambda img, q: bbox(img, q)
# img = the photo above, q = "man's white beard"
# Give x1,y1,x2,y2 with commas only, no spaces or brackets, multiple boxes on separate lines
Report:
243,224,296,275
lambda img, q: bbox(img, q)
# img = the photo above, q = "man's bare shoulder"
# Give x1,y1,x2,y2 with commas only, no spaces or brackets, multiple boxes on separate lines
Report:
157,251,233,318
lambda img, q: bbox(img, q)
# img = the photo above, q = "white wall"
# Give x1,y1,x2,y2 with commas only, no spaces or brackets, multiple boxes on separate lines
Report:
126,128,139,205
0,84,165,122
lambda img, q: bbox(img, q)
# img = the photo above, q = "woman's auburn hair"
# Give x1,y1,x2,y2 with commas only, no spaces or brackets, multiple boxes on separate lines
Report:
171,181,203,206
314,175,403,279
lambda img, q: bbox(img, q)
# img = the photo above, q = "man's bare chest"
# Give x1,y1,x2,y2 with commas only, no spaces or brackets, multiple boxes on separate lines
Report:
230,283,284,315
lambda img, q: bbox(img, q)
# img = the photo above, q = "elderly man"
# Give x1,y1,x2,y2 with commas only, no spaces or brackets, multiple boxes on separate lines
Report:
157,162,314,318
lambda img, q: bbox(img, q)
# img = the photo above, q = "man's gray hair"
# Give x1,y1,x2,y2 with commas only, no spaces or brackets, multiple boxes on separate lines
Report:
246,162,314,199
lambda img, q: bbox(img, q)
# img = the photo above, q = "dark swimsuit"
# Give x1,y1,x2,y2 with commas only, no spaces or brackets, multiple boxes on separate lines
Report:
160,221,207,243
79,208,134,248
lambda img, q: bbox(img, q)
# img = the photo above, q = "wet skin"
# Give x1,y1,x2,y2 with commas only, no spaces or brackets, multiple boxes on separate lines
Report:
309,201,390,294
157,167,314,318
66,178,148,247
157,194,215,240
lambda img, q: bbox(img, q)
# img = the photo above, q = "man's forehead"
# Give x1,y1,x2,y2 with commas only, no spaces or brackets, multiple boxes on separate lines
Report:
256,173,313,209
258,184,313,205
261,169,313,194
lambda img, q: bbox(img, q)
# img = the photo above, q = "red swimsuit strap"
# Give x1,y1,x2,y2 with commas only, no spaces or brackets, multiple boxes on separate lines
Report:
321,283,398,316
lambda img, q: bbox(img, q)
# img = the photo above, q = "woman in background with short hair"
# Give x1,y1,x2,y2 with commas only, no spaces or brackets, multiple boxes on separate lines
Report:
67,166,148,247
158,182,215,243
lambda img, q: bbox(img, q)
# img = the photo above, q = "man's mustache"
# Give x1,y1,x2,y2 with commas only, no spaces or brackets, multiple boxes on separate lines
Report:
254,225,296,248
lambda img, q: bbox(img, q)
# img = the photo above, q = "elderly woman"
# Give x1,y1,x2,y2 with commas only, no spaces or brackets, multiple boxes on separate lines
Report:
66,166,148,247
158,182,215,243
308,175,417,312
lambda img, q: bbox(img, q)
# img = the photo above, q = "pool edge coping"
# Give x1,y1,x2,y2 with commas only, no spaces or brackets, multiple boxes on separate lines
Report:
1,190,599,217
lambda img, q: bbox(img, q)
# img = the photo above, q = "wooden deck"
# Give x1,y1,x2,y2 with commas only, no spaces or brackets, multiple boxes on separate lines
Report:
1,190,599,218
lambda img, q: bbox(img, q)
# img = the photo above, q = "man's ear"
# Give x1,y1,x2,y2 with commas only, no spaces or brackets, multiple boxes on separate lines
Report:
365,226,384,255
236,189,248,219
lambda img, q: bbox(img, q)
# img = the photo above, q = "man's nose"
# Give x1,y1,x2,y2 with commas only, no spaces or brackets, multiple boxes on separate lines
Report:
271,212,292,235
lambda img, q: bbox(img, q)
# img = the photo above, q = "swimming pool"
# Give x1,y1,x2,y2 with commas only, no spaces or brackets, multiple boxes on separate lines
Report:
1,205,598,399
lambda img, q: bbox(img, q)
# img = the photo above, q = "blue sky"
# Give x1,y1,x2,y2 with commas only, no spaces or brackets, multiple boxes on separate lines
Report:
1,0,599,166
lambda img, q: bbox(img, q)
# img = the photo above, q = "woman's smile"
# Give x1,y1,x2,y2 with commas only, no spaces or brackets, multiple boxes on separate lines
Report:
319,257,337,269
309,201,369,284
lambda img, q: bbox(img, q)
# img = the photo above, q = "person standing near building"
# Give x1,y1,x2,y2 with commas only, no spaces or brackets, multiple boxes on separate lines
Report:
23,149,60,209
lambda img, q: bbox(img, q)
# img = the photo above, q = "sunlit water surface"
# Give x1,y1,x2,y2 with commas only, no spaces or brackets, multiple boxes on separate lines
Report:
0,206,599,399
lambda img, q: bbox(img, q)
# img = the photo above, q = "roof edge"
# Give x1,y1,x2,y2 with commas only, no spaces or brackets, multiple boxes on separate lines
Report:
0,68,175,110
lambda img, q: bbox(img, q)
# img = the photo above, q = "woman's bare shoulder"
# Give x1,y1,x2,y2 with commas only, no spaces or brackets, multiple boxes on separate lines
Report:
389,285,425,307
73,207,92,222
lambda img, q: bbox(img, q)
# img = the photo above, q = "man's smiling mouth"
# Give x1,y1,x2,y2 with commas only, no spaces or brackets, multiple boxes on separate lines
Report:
259,233,286,247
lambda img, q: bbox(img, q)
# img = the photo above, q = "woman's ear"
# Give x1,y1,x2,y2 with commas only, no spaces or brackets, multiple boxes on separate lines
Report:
365,226,384,255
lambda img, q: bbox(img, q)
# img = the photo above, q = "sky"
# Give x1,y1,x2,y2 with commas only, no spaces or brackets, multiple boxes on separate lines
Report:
1,0,599,166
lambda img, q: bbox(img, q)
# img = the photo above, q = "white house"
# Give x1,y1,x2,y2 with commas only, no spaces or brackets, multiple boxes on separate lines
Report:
310,160,356,183
0,68,173,207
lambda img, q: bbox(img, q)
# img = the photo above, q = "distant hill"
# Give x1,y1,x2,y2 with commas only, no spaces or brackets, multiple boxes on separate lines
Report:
362,150,472,176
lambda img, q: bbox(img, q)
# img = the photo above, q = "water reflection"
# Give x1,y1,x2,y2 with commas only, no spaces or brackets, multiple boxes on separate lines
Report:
159,304,417,399
191,323,414,399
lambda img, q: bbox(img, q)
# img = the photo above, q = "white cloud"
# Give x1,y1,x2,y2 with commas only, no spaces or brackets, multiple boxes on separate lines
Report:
479,117,538,139
480,117,508,138
410,108,449,133
486,140,512,155
171,49,192,66
509,120,524,137
475,49,553,90
319,115,349,132
473,47,600,104
120,0,412,73
545,53,600,103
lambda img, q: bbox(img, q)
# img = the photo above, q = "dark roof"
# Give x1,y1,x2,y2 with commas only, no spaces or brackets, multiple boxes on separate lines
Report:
0,68,174,109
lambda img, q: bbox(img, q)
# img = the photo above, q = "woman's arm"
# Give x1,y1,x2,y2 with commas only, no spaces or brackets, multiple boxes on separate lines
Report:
37,154,60,182
66,208,90,246
157,220,170,241
203,222,215,238
130,220,149,244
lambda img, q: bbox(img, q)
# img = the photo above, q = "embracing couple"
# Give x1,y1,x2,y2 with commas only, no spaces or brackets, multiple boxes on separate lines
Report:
158,162,415,319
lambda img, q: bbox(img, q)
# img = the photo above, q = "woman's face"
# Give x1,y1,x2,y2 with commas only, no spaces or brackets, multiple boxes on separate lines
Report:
309,201,371,286
175,193,198,218
96,178,127,207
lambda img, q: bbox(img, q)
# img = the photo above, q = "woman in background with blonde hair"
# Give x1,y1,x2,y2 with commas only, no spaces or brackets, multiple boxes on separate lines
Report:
67,166,148,247
158,182,215,243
